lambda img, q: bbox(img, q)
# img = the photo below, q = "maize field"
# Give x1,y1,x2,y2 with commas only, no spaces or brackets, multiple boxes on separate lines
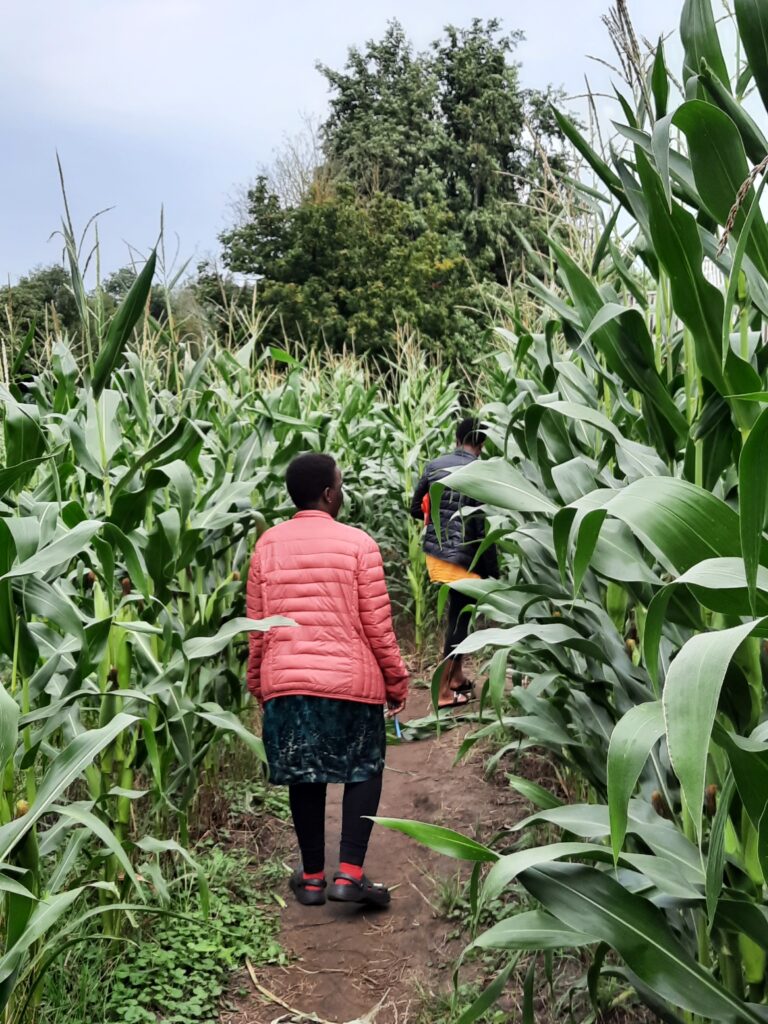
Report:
376,0,768,1021
8,0,768,1021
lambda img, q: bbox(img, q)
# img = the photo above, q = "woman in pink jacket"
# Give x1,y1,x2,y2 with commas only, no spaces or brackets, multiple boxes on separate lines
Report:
246,453,409,908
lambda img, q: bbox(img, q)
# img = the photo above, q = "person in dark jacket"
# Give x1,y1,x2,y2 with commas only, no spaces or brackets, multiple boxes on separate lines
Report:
410,417,498,708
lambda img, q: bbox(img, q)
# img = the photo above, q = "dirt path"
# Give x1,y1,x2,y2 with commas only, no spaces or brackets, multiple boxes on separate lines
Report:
223,690,524,1024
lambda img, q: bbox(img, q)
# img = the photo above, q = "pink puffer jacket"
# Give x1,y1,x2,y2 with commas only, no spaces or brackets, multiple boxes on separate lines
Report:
246,511,409,706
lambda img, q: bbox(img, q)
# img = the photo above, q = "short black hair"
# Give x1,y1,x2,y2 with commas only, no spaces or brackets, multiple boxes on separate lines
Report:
457,417,486,447
285,453,338,509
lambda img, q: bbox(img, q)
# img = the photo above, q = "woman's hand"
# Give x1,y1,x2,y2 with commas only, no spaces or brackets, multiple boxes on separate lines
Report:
385,699,406,718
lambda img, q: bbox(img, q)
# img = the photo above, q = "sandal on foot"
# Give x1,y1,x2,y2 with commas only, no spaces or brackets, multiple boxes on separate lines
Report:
327,872,391,907
438,691,472,710
290,868,327,906
450,679,475,695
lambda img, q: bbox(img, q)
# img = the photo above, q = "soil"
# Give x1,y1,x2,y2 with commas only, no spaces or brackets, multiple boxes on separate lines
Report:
220,687,655,1024
220,687,525,1024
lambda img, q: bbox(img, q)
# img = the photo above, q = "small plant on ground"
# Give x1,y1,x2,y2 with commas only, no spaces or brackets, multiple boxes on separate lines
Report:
40,849,286,1024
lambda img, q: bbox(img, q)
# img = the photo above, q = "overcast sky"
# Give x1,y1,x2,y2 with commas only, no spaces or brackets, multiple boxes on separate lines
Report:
1,0,683,283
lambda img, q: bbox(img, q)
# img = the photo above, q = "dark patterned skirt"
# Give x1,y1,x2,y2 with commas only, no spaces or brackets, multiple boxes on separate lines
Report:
262,695,386,785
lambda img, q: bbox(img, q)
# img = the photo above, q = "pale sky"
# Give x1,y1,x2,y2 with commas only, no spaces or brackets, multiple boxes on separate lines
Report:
1,0,684,282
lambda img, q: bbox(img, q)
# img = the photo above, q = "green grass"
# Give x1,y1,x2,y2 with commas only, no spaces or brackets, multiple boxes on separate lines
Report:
40,847,287,1024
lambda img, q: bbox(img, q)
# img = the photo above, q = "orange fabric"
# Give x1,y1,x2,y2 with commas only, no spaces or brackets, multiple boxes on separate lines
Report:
425,555,481,584
246,511,409,707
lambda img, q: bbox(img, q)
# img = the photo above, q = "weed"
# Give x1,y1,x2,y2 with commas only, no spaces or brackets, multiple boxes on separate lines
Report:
40,849,287,1024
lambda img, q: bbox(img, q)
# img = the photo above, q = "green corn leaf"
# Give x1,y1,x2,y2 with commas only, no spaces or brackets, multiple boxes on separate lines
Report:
607,702,666,861
101,523,150,601
436,458,557,515
520,863,765,1023
3,401,44,469
0,521,105,582
573,506,609,595
16,577,85,641
673,101,768,280
49,803,142,893
0,455,51,500
454,957,518,1024
651,38,670,118
740,406,768,614
663,618,766,842
591,520,661,587
112,418,196,499
0,889,84,986
522,957,536,1024
0,684,19,778
606,477,745,575
715,897,768,951
698,62,768,163
472,910,597,952
711,724,768,852
182,616,295,660
482,842,607,906
722,172,768,371
552,108,626,201
0,713,138,861
453,623,584,657
507,774,563,811
735,0,768,120
0,873,39,902
10,321,35,376
553,491,611,592
681,0,730,88
635,148,759,407
92,250,156,399
643,558,768,691
552,248,687,449
135,836,210,917
590,205,621,275
706,773,735,927
488,647,509,722
371,818,498,862
195,703,266,764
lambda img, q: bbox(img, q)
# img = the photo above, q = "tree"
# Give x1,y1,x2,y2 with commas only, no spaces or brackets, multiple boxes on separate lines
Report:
317,19,567,280
221,18,568,359
0,265,80,338
432,20,530,278
317,22,444,203
221,180,475,359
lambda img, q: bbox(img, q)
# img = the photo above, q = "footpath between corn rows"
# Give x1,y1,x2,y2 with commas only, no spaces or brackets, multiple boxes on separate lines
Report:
222,687,522,1024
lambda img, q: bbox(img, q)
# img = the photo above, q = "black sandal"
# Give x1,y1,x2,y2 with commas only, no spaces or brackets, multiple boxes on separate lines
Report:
290,868,327,906
438,691,472,710
451,679,475,695
327,871,391,907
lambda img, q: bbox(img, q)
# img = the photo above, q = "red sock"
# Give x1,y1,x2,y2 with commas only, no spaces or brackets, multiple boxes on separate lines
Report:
336,862,364,887
303,870,325,891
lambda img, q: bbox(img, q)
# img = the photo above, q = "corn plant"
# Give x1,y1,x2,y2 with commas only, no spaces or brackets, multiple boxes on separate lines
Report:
1,192,475,1017
0,249,296,1018
377,2,768,1020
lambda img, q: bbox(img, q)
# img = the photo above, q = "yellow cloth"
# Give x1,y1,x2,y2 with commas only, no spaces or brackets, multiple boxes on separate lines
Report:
425,555,480,584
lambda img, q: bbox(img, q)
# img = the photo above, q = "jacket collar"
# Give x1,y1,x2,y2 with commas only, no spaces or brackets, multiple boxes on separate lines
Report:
453,448,476,459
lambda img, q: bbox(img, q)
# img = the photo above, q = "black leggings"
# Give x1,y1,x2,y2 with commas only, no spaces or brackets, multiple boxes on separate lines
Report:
288,773,384,874
443,589,476,658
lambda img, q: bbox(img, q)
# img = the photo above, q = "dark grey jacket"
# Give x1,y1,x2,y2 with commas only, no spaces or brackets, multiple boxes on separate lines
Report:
410,449,498,575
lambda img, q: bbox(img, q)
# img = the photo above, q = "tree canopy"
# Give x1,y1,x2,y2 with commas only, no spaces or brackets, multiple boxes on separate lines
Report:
0,264,80,340
221,18,568,360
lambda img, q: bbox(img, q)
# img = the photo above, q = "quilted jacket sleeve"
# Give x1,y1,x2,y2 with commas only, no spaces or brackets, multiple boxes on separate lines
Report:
245,547,264,702
357,537,410,704
409,470,430,521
